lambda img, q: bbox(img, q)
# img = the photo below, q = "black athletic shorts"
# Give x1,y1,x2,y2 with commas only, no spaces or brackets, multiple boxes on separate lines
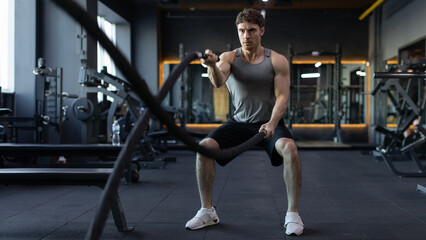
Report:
206,118,294,167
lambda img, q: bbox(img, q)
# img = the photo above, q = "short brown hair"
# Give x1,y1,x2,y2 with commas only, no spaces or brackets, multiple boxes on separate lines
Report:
235,8,265,29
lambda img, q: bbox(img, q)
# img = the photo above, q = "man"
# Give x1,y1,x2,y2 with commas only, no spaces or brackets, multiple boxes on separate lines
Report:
185,8,304,236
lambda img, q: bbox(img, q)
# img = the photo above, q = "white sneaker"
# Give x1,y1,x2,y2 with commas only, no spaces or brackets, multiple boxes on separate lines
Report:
185,207,220,230
284,212,304,236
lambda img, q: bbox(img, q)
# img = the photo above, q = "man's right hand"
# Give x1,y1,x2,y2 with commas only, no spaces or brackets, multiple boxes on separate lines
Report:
201,49,219,67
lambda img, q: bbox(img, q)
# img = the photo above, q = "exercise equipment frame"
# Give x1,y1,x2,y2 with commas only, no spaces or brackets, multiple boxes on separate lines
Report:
373,71,426,178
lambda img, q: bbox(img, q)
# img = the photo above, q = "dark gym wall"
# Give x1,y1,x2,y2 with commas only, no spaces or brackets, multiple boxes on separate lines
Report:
265,9,368,59
161,9,369,60
161,10,239,60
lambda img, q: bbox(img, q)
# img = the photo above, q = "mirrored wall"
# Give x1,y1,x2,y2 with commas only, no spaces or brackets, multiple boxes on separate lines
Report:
289,63,367,124
161,62,367,125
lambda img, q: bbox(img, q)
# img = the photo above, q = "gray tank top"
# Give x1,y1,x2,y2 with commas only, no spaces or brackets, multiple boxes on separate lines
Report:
226,47,275,123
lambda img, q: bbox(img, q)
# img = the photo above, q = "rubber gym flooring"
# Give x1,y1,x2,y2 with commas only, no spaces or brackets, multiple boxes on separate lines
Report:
0,149,425,240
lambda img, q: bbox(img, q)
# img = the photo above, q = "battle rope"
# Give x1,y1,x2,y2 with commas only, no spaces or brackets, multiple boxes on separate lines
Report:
51,1,266,239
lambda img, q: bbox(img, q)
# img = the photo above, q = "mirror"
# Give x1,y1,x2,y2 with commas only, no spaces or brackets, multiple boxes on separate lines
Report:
290,63,366,124
163,63,226,124
162,62,367,125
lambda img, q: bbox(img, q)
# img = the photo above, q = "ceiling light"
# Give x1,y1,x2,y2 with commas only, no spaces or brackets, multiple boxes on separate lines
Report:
314,62,322,68
301,73,320,78
260,9,266,18
356,71,366,76
311,51,320,56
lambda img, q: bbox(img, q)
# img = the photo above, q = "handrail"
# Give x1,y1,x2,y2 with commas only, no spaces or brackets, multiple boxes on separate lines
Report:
375,72,426,79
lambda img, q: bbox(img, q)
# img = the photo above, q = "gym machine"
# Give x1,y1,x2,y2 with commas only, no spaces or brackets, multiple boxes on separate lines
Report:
0,58,78,144
34,58,81,143
78,66,177,171
372,60,426,178
78,65,143,142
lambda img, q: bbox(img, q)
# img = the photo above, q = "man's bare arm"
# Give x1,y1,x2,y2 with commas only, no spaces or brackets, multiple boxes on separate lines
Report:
270,52,290,126
259,51,290,138
201,49,234,88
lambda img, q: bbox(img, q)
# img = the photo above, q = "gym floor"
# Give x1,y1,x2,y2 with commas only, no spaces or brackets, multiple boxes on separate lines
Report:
0,149,425,240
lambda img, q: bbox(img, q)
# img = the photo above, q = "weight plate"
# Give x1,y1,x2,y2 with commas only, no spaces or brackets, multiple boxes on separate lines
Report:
72,97,94,120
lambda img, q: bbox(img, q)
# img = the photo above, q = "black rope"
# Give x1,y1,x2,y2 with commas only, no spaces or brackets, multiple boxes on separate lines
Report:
83,52,202,240
51,0,265,161
51,0,266,239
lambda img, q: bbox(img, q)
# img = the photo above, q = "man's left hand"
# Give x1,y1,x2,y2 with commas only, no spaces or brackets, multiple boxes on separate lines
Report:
259,122,275,138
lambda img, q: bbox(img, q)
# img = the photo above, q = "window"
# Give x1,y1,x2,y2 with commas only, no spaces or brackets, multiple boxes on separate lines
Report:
96,1,131,103
97,16,116,75
0,0,15,93
97,16,117,102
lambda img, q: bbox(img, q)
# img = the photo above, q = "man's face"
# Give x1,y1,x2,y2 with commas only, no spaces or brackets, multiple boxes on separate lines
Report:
237,21,264,50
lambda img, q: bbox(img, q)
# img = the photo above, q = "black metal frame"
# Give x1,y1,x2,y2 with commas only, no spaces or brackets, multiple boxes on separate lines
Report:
287,44,343,142
79,65,143,140
378,150,426,178
373,71,426,178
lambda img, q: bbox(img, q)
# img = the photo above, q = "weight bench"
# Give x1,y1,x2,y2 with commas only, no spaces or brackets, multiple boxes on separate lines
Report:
0,168,133,232
0,143,121,157
0,143,121,166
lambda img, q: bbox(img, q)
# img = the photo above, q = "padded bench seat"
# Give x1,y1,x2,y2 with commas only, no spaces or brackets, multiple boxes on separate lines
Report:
0,168,115,187
0,167,132,232
0,144,121,157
